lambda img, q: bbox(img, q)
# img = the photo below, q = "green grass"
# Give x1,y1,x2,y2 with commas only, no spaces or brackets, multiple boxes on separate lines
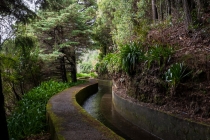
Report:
77,72,97,78
7,80,85,140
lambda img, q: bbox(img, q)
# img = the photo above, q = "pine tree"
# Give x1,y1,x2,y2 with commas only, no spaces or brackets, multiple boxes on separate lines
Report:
29,1,96,82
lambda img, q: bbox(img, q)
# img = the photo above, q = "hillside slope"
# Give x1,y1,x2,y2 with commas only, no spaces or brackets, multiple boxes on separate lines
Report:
113,12,210,125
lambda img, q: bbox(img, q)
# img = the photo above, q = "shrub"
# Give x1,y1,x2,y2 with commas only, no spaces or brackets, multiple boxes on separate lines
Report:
79,62,93,73
146,44,173,70
95,61,108,75
95,52,120,74
164,62,191,96
102,53,121,73
120,42,144,75
7,80,84,140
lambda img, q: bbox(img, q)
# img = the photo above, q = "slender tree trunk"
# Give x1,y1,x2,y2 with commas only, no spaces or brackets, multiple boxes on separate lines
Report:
19,81,24,95
0,71,9,140
152,0,158,23
0,36,9,139
159,0,164,21
60,47,77,83
12,82,21,101
71,49,77,83
29,68,38,87
103,46,107,56
196,0,203,21
60,56,68,82
182,0,192,29
167,0,172,16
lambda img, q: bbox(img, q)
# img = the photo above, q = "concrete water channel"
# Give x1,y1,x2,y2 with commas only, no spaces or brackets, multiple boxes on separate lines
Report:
82,80,161,140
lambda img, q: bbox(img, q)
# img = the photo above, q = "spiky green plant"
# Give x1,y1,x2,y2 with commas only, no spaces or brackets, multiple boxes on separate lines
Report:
164,62,191,96
146,44,173,70
120,42,144,75
79,62,93,73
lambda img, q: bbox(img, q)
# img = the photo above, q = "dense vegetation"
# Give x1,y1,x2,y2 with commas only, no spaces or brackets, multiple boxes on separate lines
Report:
0,0,210,139
8,80,84,139
0,0,96,139
95,0,210,124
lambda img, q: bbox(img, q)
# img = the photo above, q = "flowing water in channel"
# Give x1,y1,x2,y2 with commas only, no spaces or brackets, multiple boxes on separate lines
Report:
82,80,161,140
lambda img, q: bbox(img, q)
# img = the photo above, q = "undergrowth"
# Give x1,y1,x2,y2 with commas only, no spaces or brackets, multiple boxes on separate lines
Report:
7,80,85,140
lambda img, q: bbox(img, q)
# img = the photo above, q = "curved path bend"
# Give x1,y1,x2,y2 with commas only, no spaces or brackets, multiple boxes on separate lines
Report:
46,79,123,140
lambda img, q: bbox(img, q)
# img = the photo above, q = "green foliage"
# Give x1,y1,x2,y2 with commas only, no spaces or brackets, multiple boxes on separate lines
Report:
95,52,121,75
164,62,191,95
96,0,151,45
120,42,144,75
0,54,16,69
134,19,150,42
95,61,108,74
77,72,97,78
1,36,42,97
30,1,95,52
14,35,37,61
79,62,93,73
92,26,113,58
103,53,121,73
146,44,173,70
136,0,149,19
44,0,75,10
96,41,145,75
77,50,99,73
0,53,18,86
7,80,85,139
96,0,125,45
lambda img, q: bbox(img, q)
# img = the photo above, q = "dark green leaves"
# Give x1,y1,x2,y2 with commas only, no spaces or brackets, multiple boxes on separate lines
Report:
7,80,85,139
120,42,144,75
164,62,191,95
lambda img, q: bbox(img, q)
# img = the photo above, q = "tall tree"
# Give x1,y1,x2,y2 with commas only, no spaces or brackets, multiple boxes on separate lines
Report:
182,0,192,29
152,0,158,23
30,0,96,82
0,46,9,140
0,1,43,139
167,0,172,16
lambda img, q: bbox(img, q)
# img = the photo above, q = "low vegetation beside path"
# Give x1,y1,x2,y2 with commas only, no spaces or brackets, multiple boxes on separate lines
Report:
7,80,85,140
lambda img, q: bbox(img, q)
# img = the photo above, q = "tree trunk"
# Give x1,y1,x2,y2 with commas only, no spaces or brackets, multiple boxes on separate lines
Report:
152,0,158,23
60,56,68,82
12,82,21,101
182,0,192,29
167,0,172,16
195,0,203,21
0,71,9,140
0,36,10,139
20,81,24,95
159,0,164,21
71,49,77,83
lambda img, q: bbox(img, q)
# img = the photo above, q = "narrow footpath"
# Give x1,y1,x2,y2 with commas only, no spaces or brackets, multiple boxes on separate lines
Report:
46,79,123,140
